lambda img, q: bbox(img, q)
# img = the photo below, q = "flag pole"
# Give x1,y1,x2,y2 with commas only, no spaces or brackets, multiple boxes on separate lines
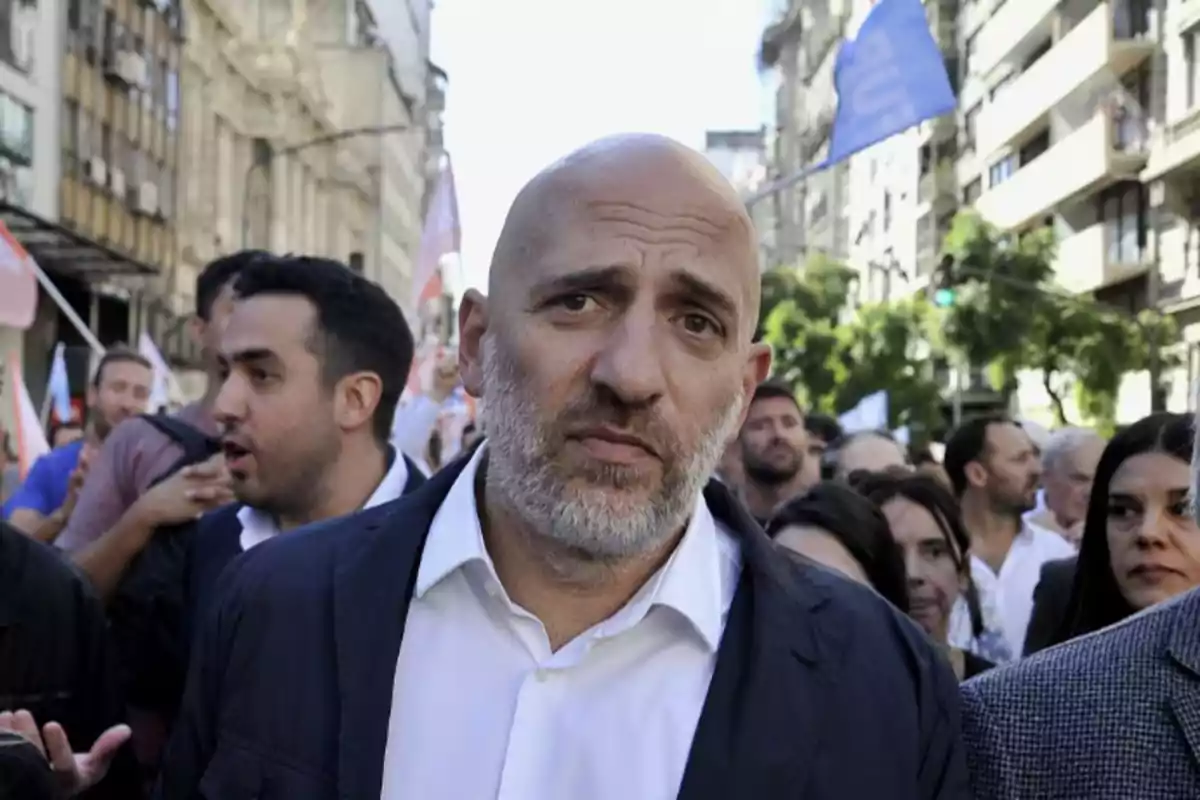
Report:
28,260,105,356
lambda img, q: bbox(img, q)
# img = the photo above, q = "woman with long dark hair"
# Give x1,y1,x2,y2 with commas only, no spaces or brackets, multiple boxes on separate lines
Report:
854,470,992,681
1056,412,1200,645
766,481,909,612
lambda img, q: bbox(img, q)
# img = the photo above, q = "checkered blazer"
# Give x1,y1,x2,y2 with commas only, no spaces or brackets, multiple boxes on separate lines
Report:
961,587,1200,799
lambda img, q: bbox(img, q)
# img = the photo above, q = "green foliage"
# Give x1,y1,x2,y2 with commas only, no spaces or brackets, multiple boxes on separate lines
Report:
938,210,1175,428
760,254,944,434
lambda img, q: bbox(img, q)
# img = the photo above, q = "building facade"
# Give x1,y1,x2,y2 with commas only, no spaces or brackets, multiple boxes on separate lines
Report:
759,0,1200,426
704,128,773,266
176,0,438,331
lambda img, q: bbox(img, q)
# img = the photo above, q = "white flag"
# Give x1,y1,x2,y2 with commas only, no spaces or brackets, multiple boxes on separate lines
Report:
8,350,49,479
138,332,173,411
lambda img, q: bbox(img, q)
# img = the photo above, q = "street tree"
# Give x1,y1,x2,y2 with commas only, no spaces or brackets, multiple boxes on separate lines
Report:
760,254,944,433
937,210,1177,428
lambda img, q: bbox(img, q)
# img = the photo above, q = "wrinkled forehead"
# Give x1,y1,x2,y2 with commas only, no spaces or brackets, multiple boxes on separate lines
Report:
499,174,758,325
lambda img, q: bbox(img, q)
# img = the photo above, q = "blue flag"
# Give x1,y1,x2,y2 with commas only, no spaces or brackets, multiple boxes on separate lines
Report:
823,0,956,168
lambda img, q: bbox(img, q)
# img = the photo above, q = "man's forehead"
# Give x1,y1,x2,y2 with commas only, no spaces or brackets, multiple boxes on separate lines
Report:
224,295,315,345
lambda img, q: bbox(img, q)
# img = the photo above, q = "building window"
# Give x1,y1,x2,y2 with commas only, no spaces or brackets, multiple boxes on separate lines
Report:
1186,28,1200,110
962,32,977,80
963,103,981,152
1100,182,1147,263
963,177,982,205
988,155,1015,188
166,67,179,130
0,93,33,165
883,191,892,232
0,0,36,74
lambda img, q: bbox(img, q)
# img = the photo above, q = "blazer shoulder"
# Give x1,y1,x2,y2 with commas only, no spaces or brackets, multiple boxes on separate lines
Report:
772,543,943,670
964,590,1185,714
220,501,403,599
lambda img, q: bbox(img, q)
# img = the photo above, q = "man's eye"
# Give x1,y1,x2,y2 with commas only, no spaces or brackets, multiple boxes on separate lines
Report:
681,313,718,336
556,294,595,312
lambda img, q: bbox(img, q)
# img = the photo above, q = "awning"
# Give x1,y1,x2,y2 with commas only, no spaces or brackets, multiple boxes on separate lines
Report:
0,202,159,278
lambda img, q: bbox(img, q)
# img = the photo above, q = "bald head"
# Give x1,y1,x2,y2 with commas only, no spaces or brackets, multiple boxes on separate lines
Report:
487,134,761,336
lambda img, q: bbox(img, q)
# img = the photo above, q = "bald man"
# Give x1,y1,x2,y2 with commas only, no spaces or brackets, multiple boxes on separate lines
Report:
156,135,968,800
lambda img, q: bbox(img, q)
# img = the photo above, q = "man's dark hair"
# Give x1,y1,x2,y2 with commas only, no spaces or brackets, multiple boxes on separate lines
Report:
196,250,270,320
232,255,414,444
804,413,842,445
92,345,152,388
750,380,802,412
943,414,1012,498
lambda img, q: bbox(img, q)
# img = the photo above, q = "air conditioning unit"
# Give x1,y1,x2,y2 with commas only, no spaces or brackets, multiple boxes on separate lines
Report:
138,181,158,215
119,52,149,90
110,168,127,198
84,157,108,187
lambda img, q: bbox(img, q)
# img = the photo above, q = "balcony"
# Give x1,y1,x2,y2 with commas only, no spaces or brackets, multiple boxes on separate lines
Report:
975,1,1155,161
1143,104,1200,181
918,159,956,206
976,110,1147,230
973,0,1059,78
1055,221,1150,294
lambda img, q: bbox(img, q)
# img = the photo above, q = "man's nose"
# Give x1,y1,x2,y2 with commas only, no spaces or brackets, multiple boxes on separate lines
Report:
589,312,666,407
212,374,246,426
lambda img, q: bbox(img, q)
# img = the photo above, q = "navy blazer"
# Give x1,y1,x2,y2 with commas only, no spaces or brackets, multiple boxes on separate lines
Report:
156,456,968,800
963,587,1200,799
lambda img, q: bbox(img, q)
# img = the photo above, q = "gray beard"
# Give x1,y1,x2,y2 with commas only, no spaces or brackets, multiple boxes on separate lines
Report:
480,333,744,563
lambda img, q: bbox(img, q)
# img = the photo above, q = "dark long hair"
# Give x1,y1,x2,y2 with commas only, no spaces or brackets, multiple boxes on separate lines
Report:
767,481,910,612
1056,412,1194,644
852,469,986,638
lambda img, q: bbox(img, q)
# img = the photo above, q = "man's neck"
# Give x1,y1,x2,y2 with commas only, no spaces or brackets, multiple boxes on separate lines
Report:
277,441,389,532
479,467,683,652
961,493,1022,574
741,474,805,521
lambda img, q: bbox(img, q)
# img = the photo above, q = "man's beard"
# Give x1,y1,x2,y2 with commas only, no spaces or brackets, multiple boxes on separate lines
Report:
742,446,801,487
481,334,743,563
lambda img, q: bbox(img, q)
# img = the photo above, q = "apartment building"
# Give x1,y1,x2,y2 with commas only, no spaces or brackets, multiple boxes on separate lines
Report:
176,0,436,331
761,0,851,268
704,128,775,265
2,0,192,405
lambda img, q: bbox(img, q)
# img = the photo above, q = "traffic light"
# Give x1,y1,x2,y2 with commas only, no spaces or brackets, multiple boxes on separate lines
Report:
932,255,957,308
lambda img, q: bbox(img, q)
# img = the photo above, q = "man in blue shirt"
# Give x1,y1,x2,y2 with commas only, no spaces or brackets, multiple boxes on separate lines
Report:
5,348,153,543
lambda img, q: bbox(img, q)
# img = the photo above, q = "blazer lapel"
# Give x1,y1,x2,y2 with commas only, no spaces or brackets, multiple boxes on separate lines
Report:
1166,591,1200,774
401,454,427,494
677,482,836,800
333,458,470,799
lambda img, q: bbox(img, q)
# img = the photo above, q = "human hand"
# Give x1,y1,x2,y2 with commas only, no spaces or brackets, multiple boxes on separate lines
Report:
134,453,234,527
0,709,131,797
430,352,460,402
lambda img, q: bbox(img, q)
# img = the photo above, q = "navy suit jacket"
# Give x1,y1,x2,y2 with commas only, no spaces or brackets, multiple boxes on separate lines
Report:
155,456,969,800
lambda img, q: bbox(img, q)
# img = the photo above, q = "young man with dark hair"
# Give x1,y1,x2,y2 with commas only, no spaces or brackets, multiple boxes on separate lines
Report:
737,380,811,524
942,415,1073,664
5,347,153,543
183,254,423,626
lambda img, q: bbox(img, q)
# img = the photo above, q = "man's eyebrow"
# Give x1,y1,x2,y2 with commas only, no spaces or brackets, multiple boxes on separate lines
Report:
669,269,738,319
528,265,631,299
225,348,278,364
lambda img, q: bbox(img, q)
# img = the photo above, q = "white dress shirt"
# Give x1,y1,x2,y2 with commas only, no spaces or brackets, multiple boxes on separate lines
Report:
948,522,1075,662
236,450,410,551
380,445,741,800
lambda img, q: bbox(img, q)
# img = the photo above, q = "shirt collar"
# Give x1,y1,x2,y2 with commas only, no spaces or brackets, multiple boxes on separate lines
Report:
415,443,728,652
237,446,410,551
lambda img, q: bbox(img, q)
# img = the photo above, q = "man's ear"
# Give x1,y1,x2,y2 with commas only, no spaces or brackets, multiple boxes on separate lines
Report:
458,289,489,398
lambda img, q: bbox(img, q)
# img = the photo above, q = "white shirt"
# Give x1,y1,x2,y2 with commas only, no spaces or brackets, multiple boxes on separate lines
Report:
236,450,410,551
380,445,741,800
948,522,1075,662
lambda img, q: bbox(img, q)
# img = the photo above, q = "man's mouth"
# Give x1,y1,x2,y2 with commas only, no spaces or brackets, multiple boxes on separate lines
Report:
569,426,658,464
222,439,253,469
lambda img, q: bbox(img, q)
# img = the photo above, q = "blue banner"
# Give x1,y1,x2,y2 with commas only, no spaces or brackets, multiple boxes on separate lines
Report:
823,0,956,168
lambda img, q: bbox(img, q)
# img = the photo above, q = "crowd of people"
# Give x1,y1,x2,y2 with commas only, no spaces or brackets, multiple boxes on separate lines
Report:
0,133,1197,799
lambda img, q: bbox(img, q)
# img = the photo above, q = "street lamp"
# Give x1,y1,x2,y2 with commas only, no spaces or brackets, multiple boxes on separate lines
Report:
239,123,413,249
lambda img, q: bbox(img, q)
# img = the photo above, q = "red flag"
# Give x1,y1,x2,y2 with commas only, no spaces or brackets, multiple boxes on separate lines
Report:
412,159,460,310
0,220,38,329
